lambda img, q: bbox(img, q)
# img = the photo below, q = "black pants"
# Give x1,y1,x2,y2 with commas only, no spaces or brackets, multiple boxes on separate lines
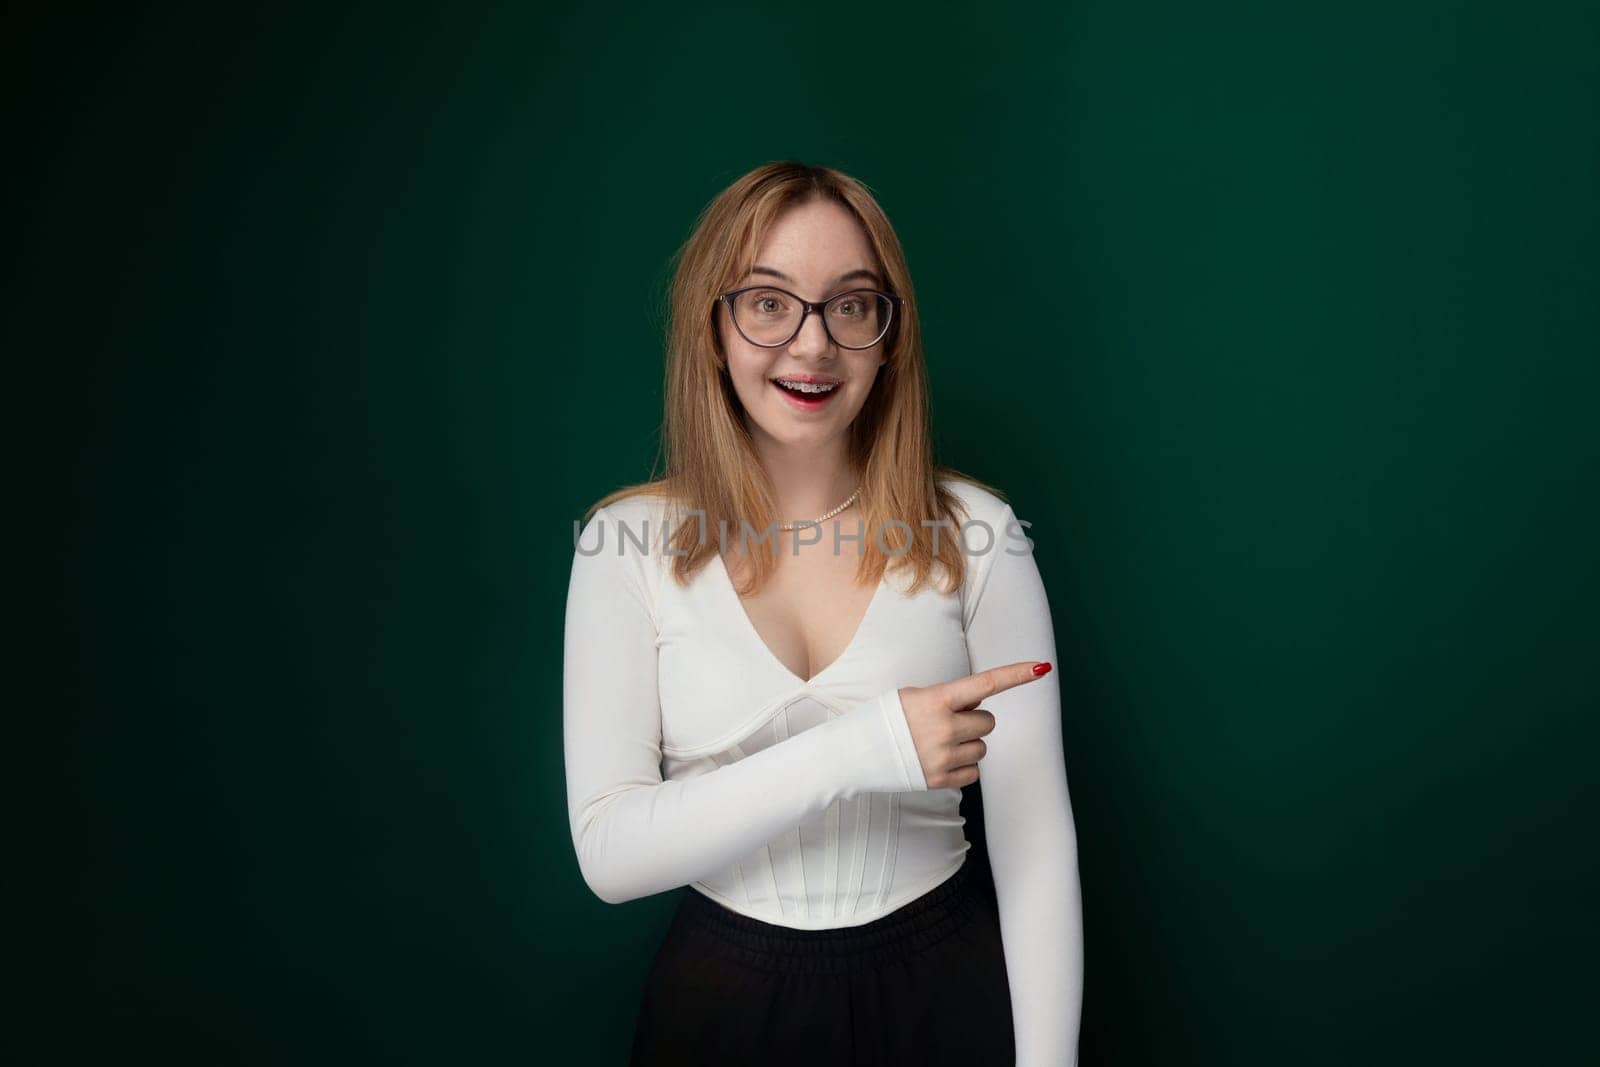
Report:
629,858,1015,1066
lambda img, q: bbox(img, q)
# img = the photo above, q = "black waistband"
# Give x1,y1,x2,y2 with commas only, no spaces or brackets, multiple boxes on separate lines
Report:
677,859,979,976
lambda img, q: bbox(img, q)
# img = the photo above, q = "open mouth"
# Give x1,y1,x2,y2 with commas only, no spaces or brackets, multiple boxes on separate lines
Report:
770,376,842,409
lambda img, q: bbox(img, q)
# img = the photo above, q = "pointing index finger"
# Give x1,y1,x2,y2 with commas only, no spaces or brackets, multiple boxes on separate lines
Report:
938,661,1051,710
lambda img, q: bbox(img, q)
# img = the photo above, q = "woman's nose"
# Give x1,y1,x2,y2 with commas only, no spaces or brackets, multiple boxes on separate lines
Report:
788,309,834,356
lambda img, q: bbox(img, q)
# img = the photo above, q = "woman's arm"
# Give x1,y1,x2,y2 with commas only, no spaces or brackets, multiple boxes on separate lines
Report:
562,506,927,905
965,504,1085,1067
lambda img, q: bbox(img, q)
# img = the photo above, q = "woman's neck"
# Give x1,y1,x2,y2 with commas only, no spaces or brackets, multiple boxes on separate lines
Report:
753,435,860,524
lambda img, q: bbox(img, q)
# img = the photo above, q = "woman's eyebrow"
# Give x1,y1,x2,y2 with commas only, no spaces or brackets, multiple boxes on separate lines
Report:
750,264,883,289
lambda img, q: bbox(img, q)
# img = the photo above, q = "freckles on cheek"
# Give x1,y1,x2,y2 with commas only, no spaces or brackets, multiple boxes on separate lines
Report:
727,358,774,410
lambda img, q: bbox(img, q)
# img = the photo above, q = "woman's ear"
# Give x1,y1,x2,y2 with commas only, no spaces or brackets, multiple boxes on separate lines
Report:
710,307,730,371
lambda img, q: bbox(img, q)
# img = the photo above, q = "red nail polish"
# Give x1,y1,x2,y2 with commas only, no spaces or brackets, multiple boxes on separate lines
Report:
1032,662,1052,676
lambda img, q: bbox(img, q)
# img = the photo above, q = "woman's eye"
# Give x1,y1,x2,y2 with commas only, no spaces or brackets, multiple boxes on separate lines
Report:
749,291,788,315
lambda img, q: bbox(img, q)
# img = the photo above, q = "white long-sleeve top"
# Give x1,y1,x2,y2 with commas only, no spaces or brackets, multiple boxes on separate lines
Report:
562,476,1084,1065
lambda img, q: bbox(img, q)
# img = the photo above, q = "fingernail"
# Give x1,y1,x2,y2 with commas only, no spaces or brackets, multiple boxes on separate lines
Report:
1032,662,1052,676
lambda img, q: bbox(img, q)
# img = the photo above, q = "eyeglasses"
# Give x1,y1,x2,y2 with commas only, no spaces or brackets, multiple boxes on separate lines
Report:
717,285,904,350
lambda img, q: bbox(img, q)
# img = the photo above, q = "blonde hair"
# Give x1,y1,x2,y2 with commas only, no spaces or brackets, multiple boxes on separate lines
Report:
587,160,1004,597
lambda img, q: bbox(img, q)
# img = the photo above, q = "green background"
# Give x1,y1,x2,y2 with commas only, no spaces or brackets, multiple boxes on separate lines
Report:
20,1,1597,1063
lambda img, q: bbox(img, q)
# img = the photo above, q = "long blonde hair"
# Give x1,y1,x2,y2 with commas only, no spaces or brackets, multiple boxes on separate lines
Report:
587,160,1004,597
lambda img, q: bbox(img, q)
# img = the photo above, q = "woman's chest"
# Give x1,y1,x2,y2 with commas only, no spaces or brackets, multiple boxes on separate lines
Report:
654,559,972,760
723,548,880,686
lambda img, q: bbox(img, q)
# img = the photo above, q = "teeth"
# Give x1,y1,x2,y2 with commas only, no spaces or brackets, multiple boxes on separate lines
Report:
775,379,839,394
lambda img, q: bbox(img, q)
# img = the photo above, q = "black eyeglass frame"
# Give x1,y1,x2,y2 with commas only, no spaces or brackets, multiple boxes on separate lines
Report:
717,285,906,351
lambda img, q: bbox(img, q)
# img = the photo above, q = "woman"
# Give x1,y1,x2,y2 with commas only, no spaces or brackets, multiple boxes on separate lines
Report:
563,161,1083,1066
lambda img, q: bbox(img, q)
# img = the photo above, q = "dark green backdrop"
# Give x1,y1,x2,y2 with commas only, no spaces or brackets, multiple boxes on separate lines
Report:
21,1,1597,1064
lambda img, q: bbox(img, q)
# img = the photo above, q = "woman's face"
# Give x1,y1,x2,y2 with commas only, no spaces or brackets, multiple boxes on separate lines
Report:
719,198,889,455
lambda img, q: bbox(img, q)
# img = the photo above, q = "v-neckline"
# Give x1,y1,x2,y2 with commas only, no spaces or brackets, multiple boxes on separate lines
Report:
713,551,890,687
